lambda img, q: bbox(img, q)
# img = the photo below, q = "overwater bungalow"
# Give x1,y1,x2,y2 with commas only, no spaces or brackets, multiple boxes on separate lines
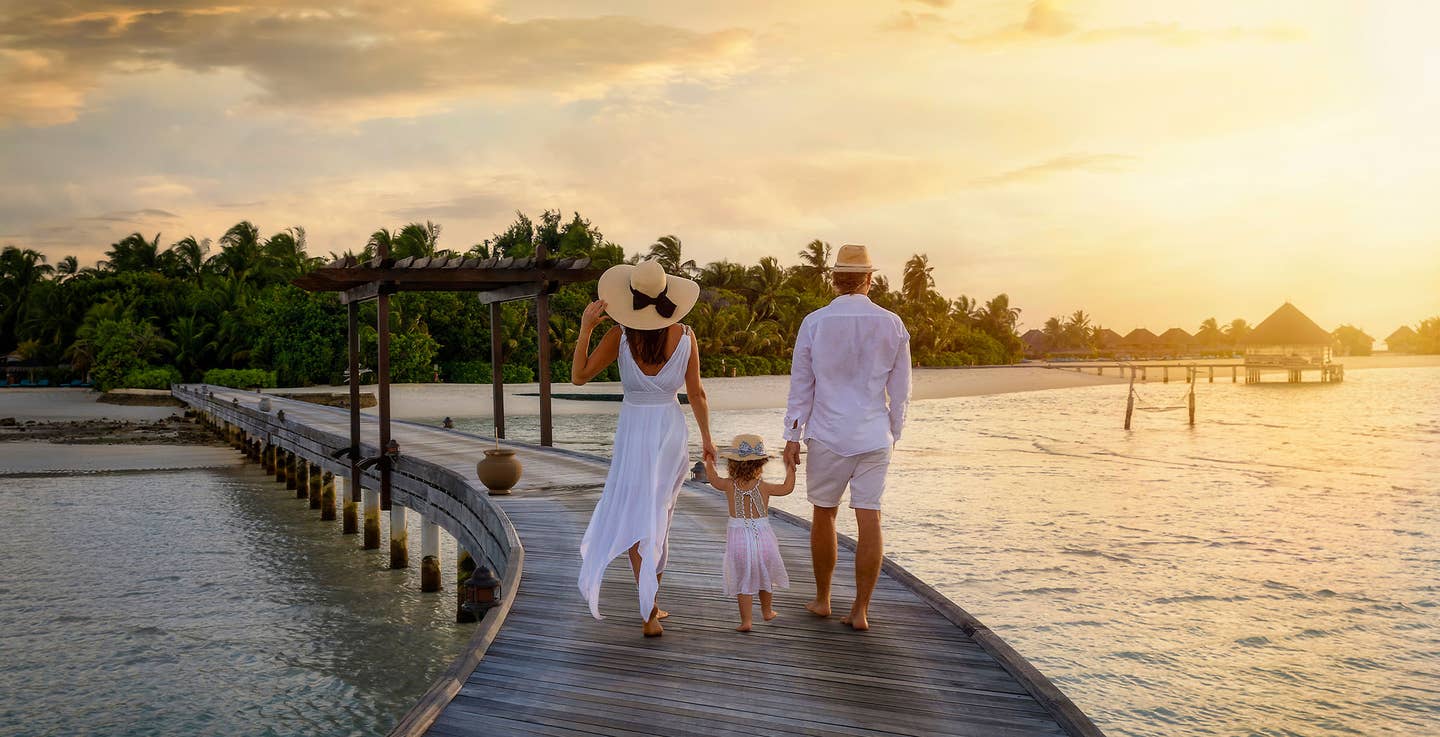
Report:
1242,302,1343,383
1020,328,1046,358
1385,325,1418,353
1121,328,1160,358
1157,327,1194,356
1096,328,1124,352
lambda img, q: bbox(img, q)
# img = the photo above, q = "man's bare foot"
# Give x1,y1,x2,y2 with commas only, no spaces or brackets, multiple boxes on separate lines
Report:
642,619,664,637
840,609,870,631
736,622,752,632
805,600,831,617
763,609,779,621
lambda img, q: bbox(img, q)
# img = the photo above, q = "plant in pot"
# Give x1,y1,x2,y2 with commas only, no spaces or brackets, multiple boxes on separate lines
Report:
476,425,522,494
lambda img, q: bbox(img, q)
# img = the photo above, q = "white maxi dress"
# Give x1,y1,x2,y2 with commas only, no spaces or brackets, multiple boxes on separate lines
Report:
578,327,692,621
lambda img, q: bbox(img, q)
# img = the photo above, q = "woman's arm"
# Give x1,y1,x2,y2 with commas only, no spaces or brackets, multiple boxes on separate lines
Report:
571,301,621,386
763,458,797,497
683,329,717,464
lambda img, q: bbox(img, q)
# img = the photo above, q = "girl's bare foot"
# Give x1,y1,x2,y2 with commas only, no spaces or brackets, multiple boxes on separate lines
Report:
763,609,779,621
735,622,752,632
804,600,831,617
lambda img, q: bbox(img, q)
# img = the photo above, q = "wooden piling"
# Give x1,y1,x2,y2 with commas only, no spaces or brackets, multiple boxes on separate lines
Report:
420,519,441,592
456,548,476,623
362,486,381,550
1208,366,1215,383
309,461,322,509
321,471,336,521
1124,377,1135,430
390,506,408,569
285,451,297,489
340,476,357,534
296,458,310,499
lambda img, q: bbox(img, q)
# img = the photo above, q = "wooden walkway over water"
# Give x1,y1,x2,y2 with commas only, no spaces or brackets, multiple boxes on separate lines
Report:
179,387,1102,737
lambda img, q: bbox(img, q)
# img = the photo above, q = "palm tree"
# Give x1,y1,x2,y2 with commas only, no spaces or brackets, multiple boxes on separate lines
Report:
1196,317,1223,346
982,294,1023,337
746,256,792,320
1224,318,1251,344
647,235,697,275
697,260,748,293
1063,309,1091,349
102,232,163,273
167,236,210,282
901,253,935,303
393,221,441,260
795,240,831,291
1042,316,1064,351
1,246,54,349
169,313,213,380
263,227,316,278
213,221,263,285
53,255,80,282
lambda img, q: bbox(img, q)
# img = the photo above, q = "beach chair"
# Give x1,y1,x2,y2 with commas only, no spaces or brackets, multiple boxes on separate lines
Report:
38,379,50,387
19,379,32,387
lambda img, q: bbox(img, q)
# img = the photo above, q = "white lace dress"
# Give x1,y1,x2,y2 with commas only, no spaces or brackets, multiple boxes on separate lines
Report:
723,479,790,597
578,327,692,621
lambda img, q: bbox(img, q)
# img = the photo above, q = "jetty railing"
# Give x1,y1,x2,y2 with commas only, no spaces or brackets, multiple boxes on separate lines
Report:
171,385,524,736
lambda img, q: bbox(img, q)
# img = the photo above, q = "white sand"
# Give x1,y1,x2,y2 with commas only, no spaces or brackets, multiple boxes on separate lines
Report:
0,389,181,422
274,366,1126,420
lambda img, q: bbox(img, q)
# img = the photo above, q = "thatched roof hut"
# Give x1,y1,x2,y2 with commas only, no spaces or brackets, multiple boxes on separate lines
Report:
1095,328,1124,349
1243,303,1334,365
1021,329,1046,356
1158,328,1193,347
1385,325,1418,352
1122,328,1159,346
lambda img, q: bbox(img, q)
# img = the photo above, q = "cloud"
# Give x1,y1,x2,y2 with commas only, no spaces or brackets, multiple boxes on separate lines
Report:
902,0,952,7
0,1,755,126
884,11,945,33
975,153,1136,187
80,208,180,222
959,1,1301,47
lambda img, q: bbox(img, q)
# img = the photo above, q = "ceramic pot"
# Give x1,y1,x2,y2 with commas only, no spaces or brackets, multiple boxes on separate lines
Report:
476,448,522,495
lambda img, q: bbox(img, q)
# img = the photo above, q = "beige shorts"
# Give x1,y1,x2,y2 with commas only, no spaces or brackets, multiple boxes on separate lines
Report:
805,440,892,510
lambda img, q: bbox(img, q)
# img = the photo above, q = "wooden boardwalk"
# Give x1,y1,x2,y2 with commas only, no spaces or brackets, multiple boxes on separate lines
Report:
190,388,1100,737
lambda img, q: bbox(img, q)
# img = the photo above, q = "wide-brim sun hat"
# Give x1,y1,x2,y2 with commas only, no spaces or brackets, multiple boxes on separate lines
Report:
597,258,700,330
719,433,769,461
832,243,878,273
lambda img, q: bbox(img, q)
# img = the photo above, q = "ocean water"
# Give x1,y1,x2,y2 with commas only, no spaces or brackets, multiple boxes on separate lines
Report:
0,446,468,737
449,366,1440,737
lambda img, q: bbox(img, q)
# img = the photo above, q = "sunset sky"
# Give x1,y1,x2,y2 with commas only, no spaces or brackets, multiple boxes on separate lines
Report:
2,0,1437,335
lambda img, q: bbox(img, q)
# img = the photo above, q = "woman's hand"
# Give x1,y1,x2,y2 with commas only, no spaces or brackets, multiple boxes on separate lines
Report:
580,300,609,331
702,439,718,465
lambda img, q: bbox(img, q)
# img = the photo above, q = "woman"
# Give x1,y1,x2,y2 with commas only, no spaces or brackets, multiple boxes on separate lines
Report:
572,258,716,637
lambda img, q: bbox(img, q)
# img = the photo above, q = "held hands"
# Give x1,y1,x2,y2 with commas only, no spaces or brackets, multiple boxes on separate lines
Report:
702,439,718,465
581,300,609,331
783,440,801,469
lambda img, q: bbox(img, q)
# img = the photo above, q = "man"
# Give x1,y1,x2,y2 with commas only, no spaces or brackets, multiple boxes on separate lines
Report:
783,244,911,631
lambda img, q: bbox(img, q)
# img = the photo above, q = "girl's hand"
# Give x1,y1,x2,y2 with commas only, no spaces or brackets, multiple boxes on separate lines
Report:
581,300,609,331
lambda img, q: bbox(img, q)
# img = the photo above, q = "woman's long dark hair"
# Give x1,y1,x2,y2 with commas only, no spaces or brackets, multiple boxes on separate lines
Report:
628,326,672,366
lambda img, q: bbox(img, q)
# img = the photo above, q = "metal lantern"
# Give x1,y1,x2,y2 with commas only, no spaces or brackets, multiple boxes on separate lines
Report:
461,565,501,619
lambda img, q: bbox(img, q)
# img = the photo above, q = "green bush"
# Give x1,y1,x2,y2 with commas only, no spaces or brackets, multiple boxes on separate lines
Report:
203,368,278,388
501,363,535,383
120,366,181,389
441,360,492,384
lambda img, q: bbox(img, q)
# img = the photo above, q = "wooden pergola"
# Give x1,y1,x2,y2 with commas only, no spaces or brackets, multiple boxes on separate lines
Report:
293,243,599,510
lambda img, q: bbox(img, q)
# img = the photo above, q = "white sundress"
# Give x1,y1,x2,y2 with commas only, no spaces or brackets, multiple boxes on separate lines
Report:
723,479,790,597
578,327,693,621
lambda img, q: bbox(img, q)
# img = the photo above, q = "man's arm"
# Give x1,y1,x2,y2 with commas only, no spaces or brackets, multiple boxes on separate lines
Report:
887,327,912,445
782,319,815,464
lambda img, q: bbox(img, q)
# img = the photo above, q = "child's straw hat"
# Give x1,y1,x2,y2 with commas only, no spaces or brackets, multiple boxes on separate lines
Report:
719,433,769,461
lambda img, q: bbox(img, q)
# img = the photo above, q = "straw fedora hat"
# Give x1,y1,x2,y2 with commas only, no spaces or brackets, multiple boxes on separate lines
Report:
719,433,770,461
597,258,701,330
832,244,877,273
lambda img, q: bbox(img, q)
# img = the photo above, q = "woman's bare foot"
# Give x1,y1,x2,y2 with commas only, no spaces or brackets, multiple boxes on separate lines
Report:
655,608,670,620
763,609,779,621
804,600,831,617
642,618,664,637
736,622,752,632
840,608,870,631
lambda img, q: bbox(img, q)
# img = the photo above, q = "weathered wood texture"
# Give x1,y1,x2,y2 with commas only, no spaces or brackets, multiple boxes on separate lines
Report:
173,385,1101,737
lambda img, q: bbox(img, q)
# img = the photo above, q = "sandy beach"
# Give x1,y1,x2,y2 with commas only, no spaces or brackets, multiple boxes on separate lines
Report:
268,365,1128,419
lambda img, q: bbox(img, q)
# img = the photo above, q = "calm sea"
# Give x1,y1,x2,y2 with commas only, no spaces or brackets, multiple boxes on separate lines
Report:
450,366,1440,737
0,445,468,737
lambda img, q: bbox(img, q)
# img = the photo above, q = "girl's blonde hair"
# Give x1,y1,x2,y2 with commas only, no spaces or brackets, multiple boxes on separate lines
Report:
725,458,766,485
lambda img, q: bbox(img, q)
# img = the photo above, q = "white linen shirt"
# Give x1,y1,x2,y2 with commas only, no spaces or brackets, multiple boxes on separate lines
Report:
783,294,911,456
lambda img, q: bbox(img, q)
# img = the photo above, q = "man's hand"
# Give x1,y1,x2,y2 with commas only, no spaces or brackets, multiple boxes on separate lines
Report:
783,440,801,469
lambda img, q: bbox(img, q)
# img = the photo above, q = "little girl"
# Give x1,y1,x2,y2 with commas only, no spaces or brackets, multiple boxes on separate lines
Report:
705,434,794,632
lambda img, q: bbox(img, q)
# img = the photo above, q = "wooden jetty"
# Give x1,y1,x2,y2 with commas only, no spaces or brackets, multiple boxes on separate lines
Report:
177,385,1103,737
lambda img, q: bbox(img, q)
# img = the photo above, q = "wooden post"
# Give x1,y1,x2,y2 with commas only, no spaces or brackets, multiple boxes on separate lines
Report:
362,485,381,550
536,242,553,447
1232,365,1237,383
456,548,477,623
308,461,322,509
338,476,355,532
1124,377,1135,430
1163,366,1170,383
490,301,505,439
276,448,288,484
286,452,298,491
378,289,392,512
1209,366,1214,383
390,505,408,569
263,443,274,474
320,471,336,521
1188,385,1196,426
297,458,309,499
420,519,441,592
347,299,362,535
